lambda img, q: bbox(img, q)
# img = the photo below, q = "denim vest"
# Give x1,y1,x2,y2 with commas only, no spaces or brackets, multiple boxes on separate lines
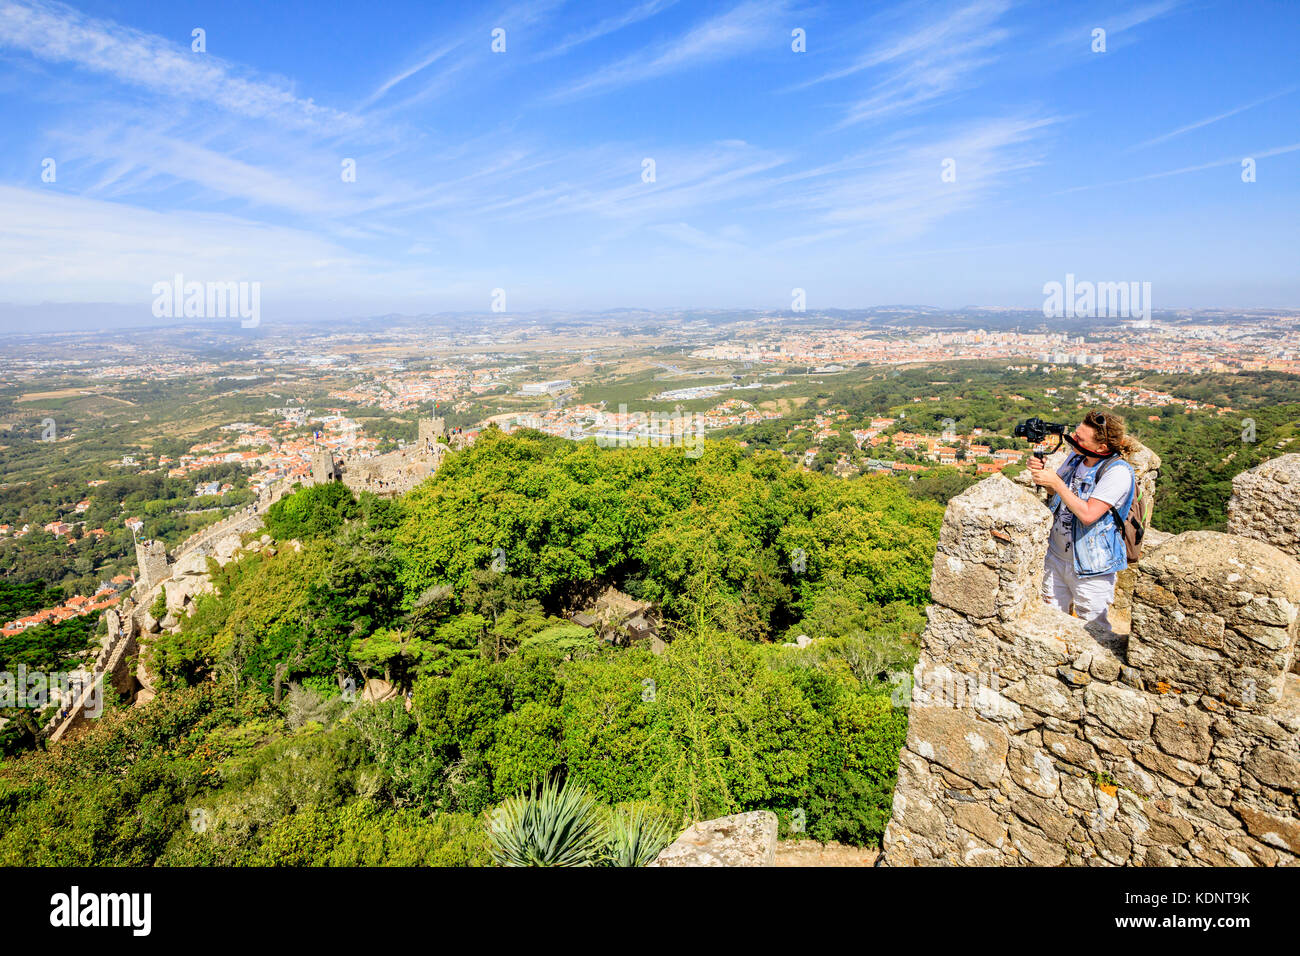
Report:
1048,454,1134,577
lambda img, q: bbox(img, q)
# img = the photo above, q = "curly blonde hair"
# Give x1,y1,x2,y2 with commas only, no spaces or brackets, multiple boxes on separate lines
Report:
1083,409,1133,457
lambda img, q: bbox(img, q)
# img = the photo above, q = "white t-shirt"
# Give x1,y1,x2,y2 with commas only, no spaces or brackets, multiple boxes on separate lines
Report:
1048,456,1132,556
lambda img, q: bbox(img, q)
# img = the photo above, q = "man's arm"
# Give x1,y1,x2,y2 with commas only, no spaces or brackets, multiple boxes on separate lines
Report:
1028,458,1113,525
1054,483,1111,526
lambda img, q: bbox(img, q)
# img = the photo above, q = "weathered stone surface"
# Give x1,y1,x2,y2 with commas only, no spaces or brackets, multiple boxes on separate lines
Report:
1134,745,1200,787
1152,709,1213,763
907,704,1009,788
651,811,777,867
953,802,1006,847
931,555,999,619
1130,531,1300,705
1007,818,1067,866
884,454,1300,868
1144,810,1196,847
1004,674,1080,721
997,601,1094,666
1007,738,1060,798
1057,666,1090,687
1244,747,1300,793
1011,795,1073,843
170,550,209,579
213,532,244,565
1042,729,1101,772
890,788,949,844
1234,803,1300,856
913,606,997,678
930,475,1051,622
1085,682,1152,739
1060,774,1097,811
1094,826,1133,865
1227,454,1300,558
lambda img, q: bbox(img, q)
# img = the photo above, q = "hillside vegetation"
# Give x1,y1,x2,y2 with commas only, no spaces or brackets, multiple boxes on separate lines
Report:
0,430,941,864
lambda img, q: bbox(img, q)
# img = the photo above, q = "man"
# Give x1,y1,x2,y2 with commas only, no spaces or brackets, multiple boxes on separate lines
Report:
1027,410,1135,635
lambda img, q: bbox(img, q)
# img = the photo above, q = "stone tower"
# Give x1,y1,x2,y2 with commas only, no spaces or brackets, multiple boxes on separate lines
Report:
311,446,340,484
418,417,446,445
135,539,170,592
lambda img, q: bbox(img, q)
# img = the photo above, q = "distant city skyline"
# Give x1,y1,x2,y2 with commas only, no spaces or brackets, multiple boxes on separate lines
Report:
1,0,1299,332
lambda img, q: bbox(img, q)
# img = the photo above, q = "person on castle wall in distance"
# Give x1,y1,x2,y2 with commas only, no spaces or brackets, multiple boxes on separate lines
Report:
1027,410,1135,637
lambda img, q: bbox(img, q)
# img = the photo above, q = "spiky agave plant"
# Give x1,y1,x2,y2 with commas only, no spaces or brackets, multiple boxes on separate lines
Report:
606,803,674,867
487,776,608,867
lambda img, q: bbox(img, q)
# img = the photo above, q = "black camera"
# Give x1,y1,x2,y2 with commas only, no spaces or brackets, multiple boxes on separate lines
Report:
1014,417,1066,443
1014,417,1068,459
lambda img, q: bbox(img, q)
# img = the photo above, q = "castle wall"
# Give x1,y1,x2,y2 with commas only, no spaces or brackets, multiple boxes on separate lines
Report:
310,446,340,485
418,417,445,444
134,539,169,591
881,463,1300,867
1227,453,1300,558
46,604,140,744
339,442,443,497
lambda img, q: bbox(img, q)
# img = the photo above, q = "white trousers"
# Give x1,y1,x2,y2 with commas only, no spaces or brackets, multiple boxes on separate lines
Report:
1042,546,1116,635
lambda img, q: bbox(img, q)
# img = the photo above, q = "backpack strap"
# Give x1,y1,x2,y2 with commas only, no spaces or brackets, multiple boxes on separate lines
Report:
1093,455,1137,534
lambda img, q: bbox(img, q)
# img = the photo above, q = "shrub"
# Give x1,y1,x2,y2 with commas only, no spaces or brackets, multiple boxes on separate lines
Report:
605,801,674,867
487,776,607,867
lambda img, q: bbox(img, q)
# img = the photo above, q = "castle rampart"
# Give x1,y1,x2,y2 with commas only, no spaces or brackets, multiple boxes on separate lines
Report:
881,454,1300,867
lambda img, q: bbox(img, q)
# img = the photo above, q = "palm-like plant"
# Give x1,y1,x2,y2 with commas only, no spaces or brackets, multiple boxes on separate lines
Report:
487,776,608,867
606,803,673,867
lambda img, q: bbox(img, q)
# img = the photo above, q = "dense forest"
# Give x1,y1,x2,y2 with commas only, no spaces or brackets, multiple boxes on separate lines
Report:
0,429,939,864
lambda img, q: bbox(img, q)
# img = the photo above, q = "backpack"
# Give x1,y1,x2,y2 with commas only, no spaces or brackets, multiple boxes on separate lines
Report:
1094,455,1147,562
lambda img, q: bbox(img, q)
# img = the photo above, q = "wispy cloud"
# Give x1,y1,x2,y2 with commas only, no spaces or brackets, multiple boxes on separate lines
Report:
769,115,1059,247
537,0,679,60
790,0,1012,127
1058,141,1300,194
1047,0,1181,53
360,39,464,110
650,221,746,253
1061,0,1180,40
549,0,786,101
1128,87,1297,150
0,0,360,133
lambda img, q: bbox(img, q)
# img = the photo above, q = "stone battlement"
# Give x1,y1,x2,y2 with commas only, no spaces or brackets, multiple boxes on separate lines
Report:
337,426,447,497
881,454,1300,867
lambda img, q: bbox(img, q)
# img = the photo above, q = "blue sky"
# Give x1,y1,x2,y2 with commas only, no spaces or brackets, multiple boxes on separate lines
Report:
0,0,1297,326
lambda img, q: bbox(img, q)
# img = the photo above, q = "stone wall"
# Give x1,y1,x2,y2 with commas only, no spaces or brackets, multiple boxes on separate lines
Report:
1227,453,1300,558
46,604,141,744
134,539,169,592
881,461,1300,867
339,442,444,497
418,416,446,444
310,446,341,484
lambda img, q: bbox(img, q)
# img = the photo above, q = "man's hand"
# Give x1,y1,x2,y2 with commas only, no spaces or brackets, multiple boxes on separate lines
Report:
1027,456,1064,493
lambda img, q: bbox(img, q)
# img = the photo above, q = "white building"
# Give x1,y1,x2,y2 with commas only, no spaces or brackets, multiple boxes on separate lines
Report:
519,379,572,395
